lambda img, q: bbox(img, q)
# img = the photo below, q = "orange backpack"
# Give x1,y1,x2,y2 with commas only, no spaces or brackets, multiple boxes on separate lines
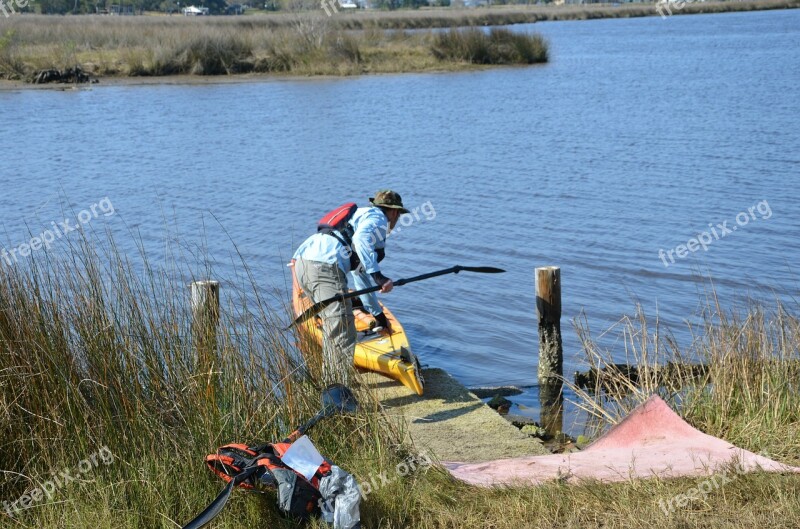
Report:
205,441,333,519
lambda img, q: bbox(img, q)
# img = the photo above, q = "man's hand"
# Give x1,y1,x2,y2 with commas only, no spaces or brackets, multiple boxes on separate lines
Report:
371,271,394,293
374,312,391,332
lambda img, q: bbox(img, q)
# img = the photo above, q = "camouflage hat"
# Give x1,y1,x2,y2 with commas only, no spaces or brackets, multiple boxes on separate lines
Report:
369,190,409,215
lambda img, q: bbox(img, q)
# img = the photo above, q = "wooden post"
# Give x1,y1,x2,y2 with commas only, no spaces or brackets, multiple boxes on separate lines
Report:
536,266,563,435
536,266,562,382
538,379,564,436
191,280,220,399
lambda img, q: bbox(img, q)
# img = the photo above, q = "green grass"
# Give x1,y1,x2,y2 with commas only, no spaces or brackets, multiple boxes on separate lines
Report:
1,232,799,528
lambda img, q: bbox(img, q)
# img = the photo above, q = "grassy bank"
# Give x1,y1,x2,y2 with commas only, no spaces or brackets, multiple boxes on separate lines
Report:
0,16,547,81
1,232,799,527
3,0,798,82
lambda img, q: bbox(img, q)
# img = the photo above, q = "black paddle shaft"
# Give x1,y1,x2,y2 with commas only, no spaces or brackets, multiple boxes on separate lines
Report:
283,408,327,443
181,466,260,529
283,383,358,442
289,265,505,328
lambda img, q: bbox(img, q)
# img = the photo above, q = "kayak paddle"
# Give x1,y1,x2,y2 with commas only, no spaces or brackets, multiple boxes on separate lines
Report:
280,383,358,444
287,265,505,329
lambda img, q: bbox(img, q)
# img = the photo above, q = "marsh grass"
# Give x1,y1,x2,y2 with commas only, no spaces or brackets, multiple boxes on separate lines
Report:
1,229,799,527
0,230,401,527
1,226,799,527
0,0,796,78
331,0,800,28
432,27,547,65
566,296,800,465
0,30,26,79
0,15,549,80
21,0,794,80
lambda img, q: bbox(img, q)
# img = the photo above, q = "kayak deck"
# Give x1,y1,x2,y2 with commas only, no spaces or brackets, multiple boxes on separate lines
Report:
290,263,424,395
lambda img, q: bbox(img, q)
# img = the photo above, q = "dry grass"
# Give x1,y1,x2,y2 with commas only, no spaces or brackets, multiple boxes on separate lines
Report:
432,27,547,64
566,297,800,466
0,229,799,527
0,15,549,80
0,230,402,527
4,0,797,80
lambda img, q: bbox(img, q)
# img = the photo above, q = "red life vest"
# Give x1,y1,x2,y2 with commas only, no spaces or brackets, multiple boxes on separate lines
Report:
317,203,359,270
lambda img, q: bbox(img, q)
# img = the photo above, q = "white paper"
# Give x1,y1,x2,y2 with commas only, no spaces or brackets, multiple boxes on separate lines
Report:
281,435,325,481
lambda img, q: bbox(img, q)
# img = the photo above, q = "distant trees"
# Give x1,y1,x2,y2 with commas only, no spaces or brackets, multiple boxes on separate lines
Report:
371,0,430,9
37,0,74,13
28,0,454,14
200,0,227,12
31,0,227,13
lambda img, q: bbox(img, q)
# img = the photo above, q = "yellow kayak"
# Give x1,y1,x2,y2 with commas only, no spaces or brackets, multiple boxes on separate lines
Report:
291,262,424,395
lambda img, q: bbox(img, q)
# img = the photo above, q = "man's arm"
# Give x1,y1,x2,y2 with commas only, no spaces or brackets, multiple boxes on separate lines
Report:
350,211,393,326
351,269,381,316
351,211,390,280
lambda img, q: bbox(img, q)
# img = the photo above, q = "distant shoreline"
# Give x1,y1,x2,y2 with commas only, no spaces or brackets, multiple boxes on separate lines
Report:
3,0,797,28
1,17,549,86
0,1,796,89
317,0,800,29
0,71,461,91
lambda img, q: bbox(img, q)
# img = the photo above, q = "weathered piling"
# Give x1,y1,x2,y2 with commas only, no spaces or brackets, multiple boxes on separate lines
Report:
538,380,564,436
536,266,562,381
191,280,220,399
536,266,563,434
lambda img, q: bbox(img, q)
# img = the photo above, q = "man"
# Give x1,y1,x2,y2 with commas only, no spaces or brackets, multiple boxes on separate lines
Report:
293,190,409,385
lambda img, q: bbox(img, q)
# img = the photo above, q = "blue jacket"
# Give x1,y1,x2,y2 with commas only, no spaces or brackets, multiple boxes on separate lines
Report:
293,206,390,315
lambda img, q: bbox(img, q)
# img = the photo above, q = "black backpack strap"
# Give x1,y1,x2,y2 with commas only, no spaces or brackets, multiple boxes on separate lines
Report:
319,229,360,271
321,229,351,249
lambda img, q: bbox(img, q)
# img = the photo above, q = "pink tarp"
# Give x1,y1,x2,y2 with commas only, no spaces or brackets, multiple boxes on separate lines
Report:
444,395,799,487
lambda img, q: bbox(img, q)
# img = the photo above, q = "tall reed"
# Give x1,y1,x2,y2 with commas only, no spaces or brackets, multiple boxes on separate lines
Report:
0,230,398,526
566,297,800,463
432,27,548,65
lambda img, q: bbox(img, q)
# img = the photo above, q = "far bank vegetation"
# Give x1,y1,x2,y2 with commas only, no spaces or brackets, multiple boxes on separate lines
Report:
0,16,548,80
